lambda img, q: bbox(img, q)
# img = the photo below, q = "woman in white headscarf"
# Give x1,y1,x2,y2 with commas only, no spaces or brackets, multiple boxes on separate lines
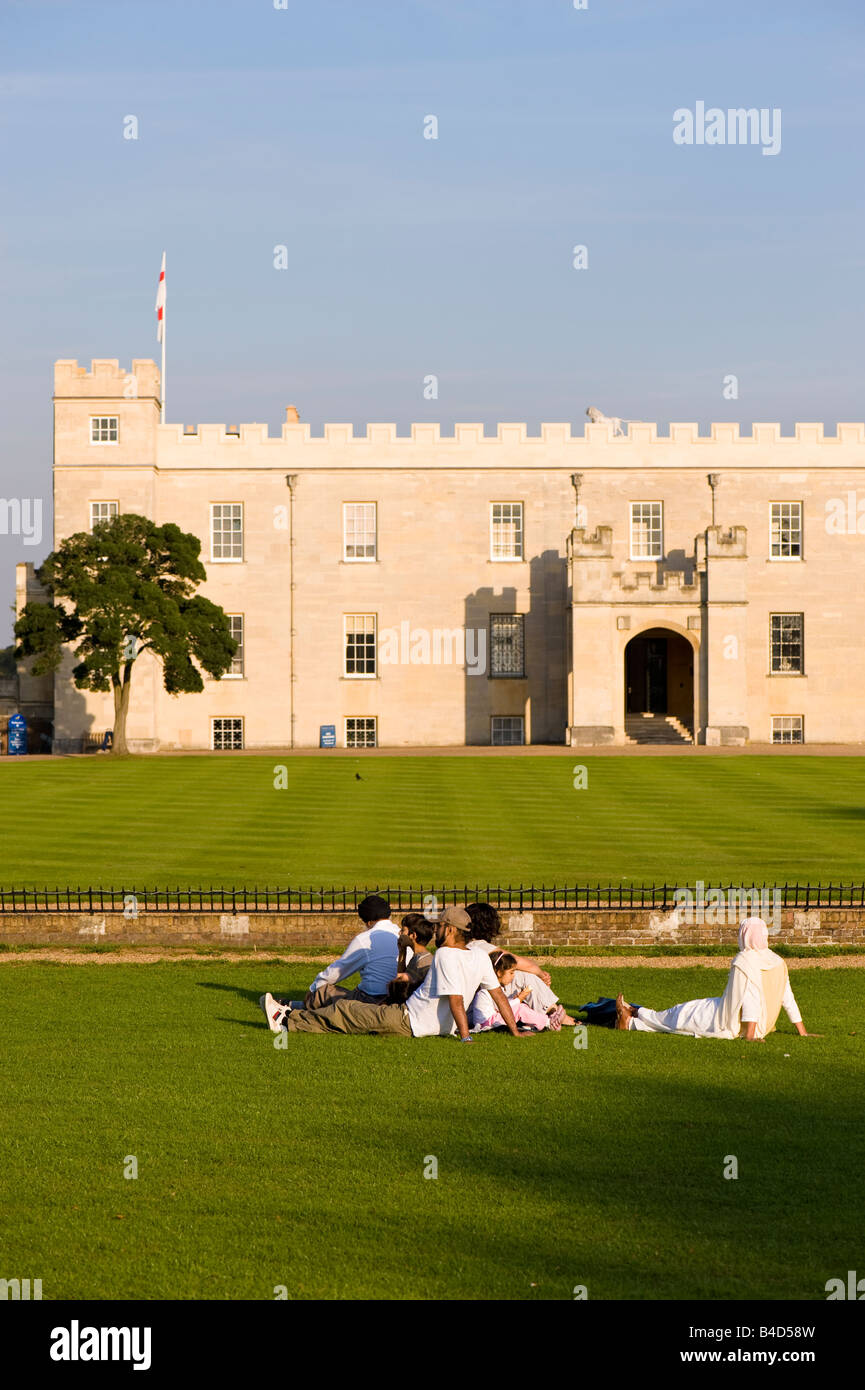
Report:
614,918,816,1040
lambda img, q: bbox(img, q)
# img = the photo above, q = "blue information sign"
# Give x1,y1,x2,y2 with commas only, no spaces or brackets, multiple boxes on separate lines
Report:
8,712,27,756
320,724,336,748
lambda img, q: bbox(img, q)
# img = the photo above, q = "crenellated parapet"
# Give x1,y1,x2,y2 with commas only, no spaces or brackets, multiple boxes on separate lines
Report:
569,525,702,606
50,366,865,444
568,525,613,558
615,569,700,596
163,419,865,446
705,525,748,558
54,358,161,400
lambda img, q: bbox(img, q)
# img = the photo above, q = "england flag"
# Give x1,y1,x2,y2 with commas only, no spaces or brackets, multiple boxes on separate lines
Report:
155,252,166,343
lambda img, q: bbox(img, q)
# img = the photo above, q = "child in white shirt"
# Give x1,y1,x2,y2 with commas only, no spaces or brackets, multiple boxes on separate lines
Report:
471,951,565,1032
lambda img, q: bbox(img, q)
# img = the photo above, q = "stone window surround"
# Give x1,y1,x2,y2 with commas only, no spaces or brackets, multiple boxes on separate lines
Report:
489,612,526,679
490,500,524,562
769,500,803,561
343,501,377,562
89,500,119,530
344,613,377,678
212,716,244,750
89,415,119,444
769,612,805,676
345,716,377,748
629,500,664,560
210,501,244,563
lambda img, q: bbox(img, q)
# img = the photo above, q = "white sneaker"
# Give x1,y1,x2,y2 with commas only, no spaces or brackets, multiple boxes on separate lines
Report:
260,993,288,1033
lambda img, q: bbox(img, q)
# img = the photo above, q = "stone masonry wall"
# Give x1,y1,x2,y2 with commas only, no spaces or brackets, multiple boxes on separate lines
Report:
1,907,862,948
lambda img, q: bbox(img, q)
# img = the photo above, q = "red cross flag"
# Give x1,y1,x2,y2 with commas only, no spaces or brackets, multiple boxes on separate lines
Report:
155,252,166,343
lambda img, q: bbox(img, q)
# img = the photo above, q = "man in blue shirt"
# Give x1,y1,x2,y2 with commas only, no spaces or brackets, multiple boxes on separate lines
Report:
259,895,398,1030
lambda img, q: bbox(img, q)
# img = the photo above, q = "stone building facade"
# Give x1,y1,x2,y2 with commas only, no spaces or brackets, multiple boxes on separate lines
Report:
49,357,865,751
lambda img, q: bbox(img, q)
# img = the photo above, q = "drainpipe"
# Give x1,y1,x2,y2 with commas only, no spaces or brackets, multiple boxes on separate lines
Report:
286,474,298,749
701,474,721,747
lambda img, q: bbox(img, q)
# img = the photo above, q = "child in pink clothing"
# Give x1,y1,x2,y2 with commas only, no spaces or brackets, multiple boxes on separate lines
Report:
471,951,565,1032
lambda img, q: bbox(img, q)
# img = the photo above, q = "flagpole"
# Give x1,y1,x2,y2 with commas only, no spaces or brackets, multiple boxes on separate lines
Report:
156,251,166,423
160,253,166,423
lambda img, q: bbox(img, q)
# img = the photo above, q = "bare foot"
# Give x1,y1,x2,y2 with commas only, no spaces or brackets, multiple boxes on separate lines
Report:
615,993,633,1030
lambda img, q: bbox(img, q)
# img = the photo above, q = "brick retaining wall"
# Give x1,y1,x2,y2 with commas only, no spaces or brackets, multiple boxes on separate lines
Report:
2,907,863,948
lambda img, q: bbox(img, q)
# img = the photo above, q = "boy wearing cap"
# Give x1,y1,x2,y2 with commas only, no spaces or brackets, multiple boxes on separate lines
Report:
262,905,531,1041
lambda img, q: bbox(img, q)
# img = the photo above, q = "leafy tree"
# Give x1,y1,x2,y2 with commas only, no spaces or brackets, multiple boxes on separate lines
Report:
14,513,237,754
0,644,17,679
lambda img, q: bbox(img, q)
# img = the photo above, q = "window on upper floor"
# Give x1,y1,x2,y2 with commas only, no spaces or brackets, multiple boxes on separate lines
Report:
90,416,118,444
211,503,243,562
90,501,119,529
343,503,377,561
630,502,663,559
770,501,802,559
490,502,524,561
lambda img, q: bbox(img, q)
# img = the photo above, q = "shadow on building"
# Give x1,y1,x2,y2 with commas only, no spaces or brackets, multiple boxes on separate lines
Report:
52,682,96,754
464,549,568,745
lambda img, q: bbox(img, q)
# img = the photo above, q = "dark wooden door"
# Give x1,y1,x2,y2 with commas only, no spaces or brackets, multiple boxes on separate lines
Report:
645,638,667,713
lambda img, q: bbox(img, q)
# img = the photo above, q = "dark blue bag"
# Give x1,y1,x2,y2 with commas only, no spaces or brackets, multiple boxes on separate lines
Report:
578,996,641,1028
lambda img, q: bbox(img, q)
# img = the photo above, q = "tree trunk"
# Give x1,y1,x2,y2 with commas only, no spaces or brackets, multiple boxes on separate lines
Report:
111,665,134,754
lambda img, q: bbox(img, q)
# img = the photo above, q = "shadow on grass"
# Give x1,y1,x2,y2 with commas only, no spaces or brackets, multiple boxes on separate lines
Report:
198,981,266,1007
224,1045,865,1297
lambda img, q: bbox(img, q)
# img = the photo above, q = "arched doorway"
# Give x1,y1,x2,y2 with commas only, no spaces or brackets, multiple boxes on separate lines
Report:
624,627,695,739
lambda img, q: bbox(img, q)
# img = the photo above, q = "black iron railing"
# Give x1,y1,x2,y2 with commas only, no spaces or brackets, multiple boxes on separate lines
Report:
0,883,862,913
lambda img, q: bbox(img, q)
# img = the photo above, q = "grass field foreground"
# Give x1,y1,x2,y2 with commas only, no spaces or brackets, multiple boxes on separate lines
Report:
1,961,862,1301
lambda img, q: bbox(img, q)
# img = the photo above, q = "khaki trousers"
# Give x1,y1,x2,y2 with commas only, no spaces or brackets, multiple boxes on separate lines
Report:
285,998,412,1035
304,982,387,1010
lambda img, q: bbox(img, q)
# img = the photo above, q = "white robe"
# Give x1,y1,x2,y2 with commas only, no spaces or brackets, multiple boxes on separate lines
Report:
630,951,801,1039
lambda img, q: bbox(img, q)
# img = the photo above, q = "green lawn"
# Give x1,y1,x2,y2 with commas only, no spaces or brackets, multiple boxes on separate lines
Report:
2,754,865,888
1,961,862,1300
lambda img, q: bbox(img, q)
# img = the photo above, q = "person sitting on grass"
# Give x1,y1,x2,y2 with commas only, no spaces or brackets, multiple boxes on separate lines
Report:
387,913,436,1005
260,906,535,1042
466,902,577,1025
259,894,399,1033
471,950,565,1032
614,917,819,1040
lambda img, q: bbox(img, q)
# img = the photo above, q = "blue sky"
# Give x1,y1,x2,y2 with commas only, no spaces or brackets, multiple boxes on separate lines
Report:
1,0,863,637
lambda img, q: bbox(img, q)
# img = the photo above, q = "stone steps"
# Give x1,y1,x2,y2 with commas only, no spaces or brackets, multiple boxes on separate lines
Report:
625,714,694,745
